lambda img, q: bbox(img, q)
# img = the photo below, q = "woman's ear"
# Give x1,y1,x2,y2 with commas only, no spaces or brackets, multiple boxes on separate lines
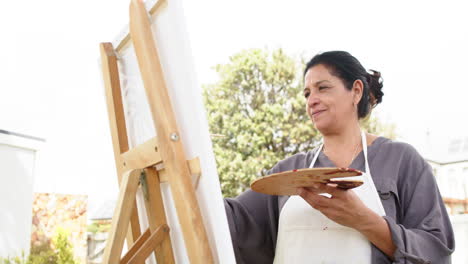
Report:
352,79,364,105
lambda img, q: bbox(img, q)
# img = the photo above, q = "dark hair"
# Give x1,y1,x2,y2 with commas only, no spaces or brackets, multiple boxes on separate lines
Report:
303,51,383,119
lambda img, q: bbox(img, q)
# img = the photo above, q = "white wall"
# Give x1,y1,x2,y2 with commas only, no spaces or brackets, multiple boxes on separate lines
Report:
451,214,468,263
0,132,42,257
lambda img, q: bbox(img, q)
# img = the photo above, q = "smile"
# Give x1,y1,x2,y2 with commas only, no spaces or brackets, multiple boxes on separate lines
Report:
312,110,325,117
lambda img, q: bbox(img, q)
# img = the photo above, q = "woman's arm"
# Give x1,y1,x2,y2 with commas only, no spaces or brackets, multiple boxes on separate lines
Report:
225,190,279,264
224,162,285,264
384,159,454,263
355,207,396,258
225,151,313,263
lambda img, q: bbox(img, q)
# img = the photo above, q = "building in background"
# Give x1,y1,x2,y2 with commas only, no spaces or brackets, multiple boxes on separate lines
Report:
429,158,468,215
1,129,88,261
422,133,468,215
413,132,468,262
87,199,114,264
0,129,43,257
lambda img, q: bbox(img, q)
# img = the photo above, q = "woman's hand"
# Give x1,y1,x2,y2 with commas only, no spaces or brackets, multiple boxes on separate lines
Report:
297,183,396,258
297,183,373,230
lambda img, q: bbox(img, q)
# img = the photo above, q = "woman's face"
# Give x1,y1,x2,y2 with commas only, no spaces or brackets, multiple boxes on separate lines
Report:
303,64,362,134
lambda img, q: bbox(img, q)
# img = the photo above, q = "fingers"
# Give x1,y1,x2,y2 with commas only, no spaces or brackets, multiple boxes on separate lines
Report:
297,184,349,210
302,183,344,197
297,186,366,229
297,187,331,209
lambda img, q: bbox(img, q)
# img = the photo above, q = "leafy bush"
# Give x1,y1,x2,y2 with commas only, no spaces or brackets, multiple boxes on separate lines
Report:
0,252,27,264
52,227,78,264
87,220,111,234
0,227,78,264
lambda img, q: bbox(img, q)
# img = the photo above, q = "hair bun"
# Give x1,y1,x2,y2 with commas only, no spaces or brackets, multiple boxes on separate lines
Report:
367,69,384,107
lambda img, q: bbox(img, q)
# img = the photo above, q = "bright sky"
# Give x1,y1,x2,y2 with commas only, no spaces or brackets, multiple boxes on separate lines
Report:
1,0,468,207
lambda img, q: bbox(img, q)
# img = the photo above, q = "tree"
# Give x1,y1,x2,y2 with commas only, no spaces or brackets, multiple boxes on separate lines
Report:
203,48,395,197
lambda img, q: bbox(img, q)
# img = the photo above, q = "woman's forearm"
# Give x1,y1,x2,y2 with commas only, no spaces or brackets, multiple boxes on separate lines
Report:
356,209,396,259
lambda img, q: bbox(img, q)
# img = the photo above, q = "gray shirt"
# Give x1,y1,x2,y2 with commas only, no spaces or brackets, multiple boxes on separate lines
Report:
225,137,455,263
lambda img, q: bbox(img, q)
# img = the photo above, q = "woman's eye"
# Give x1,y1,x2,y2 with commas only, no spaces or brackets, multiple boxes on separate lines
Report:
319,86,328,90
304,91,310,98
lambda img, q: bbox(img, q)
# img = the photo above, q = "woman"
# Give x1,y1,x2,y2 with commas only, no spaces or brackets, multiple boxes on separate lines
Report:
224,51,455,263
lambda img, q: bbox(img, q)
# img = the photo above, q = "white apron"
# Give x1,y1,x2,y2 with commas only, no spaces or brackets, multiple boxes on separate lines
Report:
273,131,385,264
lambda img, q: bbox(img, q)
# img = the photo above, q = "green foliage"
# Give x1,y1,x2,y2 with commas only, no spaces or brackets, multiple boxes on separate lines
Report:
87,223,99,234
0,252,27,264
28,242,57,264
52,227,78,264
0,227,78,264
0,246,56,264
87,221,111,234
203,48,396,197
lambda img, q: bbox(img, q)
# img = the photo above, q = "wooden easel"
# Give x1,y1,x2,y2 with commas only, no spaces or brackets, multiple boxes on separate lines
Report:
99,0,214,263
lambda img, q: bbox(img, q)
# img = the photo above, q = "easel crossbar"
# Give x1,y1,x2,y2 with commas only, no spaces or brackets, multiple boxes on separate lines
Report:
125,224,170,264
119,135,202,185
121,137,162,170
121,228,151,264
121,224,170,264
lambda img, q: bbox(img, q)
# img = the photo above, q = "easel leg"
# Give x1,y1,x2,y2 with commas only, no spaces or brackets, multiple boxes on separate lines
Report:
143,167,175,264
128,206,141,243
100,41,142,248
102,169,141,264
129,1,214,261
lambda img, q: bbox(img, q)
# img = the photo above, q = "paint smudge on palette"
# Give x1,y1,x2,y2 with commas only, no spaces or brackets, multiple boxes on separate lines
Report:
324,167,362,175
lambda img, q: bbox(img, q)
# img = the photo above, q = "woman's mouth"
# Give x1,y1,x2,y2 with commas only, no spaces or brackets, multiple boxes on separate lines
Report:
312,109,325,117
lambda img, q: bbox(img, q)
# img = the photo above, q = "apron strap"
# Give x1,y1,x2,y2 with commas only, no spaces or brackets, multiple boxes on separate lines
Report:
309,144,323,168
361,131,386,215
361,130,370,174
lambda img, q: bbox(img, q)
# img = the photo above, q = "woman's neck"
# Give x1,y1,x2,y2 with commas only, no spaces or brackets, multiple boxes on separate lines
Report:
322,122,362,154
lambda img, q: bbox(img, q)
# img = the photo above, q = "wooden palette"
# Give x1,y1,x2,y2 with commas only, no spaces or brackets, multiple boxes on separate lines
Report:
251,167,364,196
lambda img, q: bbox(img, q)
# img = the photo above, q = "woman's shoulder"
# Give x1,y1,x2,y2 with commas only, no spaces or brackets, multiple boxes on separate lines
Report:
372,136,422,158
371,136,428,173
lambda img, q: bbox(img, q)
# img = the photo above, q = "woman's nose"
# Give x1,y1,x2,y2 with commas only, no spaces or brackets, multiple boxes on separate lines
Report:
307,92,320,107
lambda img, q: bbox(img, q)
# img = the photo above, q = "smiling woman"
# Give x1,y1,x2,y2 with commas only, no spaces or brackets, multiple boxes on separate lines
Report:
303,52,382,135
224,51,455,264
